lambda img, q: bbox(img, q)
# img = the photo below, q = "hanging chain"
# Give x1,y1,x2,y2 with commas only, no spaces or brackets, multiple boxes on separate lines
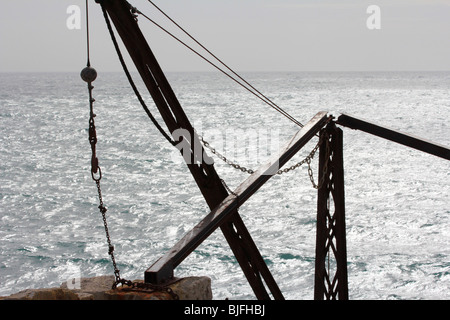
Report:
198,129,331,189
79,2,180,298
123,280,181,300
309,130,331,190
83,74,180,299
199,136,255,175
83,71,124,288
95,180,123,286
82,0,127,290
82,0,125,287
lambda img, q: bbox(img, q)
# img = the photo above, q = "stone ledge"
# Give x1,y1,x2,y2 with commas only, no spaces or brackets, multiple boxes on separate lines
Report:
0,288,80,300
60,275,116,300
1,276,212,300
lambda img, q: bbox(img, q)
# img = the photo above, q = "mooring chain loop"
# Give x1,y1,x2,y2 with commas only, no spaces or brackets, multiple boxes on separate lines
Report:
309,131,331,190
198,130,330,189
127,281,180,300
200,137,255,174
276,134,323,175
221,179,238,197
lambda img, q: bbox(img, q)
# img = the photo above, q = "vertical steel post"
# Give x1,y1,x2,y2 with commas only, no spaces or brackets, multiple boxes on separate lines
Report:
314,123,348,300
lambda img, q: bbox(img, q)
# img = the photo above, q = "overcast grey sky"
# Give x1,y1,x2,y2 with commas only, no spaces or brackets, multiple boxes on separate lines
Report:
0,0,449,72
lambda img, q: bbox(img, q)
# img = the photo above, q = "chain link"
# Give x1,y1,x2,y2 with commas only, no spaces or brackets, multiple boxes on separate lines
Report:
86,80,123,288
199,129,331,189
309,130,331,190
200,137,255,174
85,77,179,296
95,179,123,286
124,281,180,300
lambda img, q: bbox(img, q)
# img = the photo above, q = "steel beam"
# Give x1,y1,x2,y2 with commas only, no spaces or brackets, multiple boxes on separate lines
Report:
314,123,348,300
337,114,450,161
97,0,284,299
146,112,330,290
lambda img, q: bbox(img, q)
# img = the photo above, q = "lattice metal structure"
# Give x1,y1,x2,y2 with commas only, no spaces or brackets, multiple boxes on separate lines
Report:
314,124,348,300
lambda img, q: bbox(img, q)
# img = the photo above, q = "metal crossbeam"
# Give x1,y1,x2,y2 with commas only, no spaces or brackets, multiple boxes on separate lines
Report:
145,112,330,286
98,0,288,300
94,0,450,302
337,114,450,161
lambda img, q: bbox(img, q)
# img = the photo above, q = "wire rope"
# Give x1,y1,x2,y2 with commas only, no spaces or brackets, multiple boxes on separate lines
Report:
134,1,304,128
101,3,176,146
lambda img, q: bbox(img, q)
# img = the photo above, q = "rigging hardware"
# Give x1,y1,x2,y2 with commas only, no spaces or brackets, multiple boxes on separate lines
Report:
100,2,176,147
81,63,124,288
84,0,450,301
81,0,124,289
198,129,330,189
82,1,180,296
98,0,285,299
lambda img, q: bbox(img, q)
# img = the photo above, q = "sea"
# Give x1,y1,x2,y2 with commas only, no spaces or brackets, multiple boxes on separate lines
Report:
0,71,449,300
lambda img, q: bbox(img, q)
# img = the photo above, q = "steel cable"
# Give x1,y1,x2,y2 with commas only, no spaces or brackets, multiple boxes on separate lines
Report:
136,1,304,128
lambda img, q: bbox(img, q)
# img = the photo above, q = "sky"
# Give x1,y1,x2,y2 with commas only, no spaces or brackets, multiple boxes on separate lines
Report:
0,0,449,72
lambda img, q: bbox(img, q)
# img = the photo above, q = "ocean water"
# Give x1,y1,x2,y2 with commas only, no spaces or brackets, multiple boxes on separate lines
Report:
0,71,449,300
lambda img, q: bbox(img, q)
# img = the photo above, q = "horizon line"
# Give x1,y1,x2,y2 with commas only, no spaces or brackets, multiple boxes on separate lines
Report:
1,69,450,74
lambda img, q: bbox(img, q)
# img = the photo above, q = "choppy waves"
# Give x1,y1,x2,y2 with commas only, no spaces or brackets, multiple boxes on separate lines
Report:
0,72,449,299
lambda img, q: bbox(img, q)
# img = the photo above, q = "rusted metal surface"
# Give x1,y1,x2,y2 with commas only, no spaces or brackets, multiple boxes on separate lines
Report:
337,114,450,161
97,0,283,300
314,123,348,300
107,288,176,300
145,112,330,291
90,0,450,302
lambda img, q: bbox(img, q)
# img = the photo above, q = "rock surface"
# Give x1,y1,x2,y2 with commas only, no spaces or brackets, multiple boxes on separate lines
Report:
105,277,213,300
1,276,212,300
1,288,80,300
60,275,116,300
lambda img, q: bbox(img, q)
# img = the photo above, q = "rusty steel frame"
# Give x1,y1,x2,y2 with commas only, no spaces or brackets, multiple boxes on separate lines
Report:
97,0,286,300
95,0,450,302
314,123,348,300
145,112,330,288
